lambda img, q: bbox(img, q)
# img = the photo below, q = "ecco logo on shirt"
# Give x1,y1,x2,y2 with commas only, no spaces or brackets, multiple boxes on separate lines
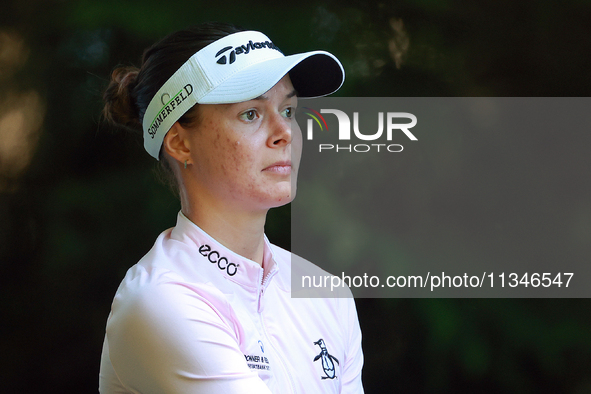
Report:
199,244,239,276
215,40,282,65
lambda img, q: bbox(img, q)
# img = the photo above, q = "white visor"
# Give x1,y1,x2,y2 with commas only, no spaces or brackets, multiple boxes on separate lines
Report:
142,30,345,159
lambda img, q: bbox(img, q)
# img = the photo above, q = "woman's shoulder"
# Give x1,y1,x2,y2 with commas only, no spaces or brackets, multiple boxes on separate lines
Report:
110,262,226,322
109,229,234,326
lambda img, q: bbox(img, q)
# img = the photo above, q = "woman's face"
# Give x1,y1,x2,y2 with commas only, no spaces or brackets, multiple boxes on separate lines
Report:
186,75,302,212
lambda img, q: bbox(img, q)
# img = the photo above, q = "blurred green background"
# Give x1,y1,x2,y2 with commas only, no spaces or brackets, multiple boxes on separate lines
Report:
1,0,590,392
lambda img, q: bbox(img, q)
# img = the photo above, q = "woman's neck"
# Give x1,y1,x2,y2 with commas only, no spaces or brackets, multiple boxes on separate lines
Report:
180,193,267,266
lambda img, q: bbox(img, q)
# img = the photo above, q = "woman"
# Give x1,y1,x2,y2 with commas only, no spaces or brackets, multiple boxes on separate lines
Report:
99,22,363,393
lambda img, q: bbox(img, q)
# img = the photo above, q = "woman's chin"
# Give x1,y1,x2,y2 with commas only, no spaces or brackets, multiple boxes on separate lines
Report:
264,186,296,209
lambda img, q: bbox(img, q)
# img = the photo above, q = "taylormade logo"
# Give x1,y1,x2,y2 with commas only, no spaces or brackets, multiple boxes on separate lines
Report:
215,40,282,65
304,109,418,153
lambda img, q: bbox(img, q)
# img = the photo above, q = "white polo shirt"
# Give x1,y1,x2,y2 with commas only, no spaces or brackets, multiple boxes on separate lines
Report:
99,212,364,393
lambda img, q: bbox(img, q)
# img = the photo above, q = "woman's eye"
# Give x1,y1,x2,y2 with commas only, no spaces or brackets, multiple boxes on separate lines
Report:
240,110,257,121
282,107,293,118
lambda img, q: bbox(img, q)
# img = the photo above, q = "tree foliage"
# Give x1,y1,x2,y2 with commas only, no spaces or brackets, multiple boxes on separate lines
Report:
1,0,590,392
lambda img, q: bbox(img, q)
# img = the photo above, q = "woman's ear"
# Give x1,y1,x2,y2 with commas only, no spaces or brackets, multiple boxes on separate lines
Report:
162,122,192,165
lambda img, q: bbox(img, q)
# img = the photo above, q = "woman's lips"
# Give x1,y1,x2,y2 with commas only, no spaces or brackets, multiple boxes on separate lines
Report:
263,161,292,175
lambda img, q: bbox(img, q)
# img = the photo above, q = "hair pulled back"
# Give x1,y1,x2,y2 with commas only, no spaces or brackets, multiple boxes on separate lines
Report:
103,22,245,192
103,22,245,137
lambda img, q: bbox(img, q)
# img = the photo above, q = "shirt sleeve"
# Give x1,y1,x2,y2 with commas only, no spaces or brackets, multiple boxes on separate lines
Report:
340,297,364,393
104,276,272,394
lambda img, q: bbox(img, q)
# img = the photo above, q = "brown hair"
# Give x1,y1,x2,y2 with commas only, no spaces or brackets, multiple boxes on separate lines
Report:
103,22,245,190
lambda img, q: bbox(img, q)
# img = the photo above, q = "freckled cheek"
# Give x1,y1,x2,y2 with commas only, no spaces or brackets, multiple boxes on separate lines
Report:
214,142,256,182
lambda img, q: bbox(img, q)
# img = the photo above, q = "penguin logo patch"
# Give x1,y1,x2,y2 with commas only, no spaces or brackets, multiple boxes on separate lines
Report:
313,339,339,379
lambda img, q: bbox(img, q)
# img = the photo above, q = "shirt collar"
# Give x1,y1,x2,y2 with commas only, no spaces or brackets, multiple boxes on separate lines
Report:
170,211,278,289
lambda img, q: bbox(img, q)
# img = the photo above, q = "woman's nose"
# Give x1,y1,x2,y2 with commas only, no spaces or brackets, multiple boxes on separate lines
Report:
268,113,292,147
